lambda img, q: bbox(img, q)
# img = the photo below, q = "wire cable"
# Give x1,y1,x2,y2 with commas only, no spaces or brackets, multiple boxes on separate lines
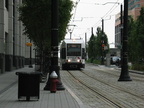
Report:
93,0,120,28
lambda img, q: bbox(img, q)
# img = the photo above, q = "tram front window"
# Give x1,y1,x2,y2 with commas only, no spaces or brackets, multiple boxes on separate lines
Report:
67,44,81,56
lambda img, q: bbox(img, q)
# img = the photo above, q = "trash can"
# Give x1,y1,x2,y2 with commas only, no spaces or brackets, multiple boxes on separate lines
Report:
16,72,41,101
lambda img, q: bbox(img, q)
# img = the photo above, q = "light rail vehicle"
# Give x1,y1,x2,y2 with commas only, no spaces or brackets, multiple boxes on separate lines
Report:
60,39,86,70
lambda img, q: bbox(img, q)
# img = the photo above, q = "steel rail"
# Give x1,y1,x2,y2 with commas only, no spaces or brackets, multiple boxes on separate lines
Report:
67,70,124,108
80,69,144,100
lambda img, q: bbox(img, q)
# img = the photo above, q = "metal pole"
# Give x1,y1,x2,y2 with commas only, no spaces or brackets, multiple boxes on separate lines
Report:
120,4,123,68
91,27,94,62
85,33,87,60
118,0,132,81
70,32,72,39
101,19,104,65
44,0,65,90
85,33,87,43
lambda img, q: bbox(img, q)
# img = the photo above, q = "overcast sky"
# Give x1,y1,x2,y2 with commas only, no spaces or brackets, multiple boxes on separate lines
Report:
65,0,124,48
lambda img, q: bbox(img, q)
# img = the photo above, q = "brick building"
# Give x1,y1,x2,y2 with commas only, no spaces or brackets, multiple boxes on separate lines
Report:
115,0,144,48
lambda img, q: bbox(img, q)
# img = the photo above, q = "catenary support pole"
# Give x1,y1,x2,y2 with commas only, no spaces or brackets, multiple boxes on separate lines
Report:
101,19,104,65
120,4,123,69
44,0,65,90
118,0,132,81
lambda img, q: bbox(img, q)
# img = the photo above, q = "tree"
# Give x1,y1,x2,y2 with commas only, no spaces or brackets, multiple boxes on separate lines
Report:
19,0,73,72
128,7,144,63
136,7,144,62
19,0,73,51
127,16,137,62
88,32,96,62
88,27,109,63
95,27,109,58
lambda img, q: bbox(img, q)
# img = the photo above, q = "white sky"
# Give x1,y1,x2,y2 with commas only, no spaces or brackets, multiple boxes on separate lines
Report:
65,0,124,48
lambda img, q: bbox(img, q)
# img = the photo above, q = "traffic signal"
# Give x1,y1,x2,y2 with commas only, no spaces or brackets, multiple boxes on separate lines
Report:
102,44,104,51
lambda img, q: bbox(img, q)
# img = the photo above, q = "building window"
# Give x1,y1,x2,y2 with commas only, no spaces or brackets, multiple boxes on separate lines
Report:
5,0,8,10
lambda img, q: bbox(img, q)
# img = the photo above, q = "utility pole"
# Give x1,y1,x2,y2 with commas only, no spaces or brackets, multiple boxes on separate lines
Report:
120,4,123,68
101,19,104,65
118,0,132,81
44,0,65,90
85,33,87,60
85,33,87,50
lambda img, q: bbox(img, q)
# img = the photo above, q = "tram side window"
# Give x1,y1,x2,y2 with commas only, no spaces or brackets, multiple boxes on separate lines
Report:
61,48,66,59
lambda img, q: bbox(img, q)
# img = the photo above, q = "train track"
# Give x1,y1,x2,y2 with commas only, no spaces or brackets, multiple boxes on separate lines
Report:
67,70,124,108
86,64,144,82
62,68,144,108
80,69,144,100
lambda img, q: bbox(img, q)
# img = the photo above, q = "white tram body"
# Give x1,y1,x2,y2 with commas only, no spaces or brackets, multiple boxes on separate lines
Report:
60,39,85,70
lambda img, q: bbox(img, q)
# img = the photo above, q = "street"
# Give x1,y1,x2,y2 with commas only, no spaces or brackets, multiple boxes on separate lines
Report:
0,64,144,108
61,64,144,108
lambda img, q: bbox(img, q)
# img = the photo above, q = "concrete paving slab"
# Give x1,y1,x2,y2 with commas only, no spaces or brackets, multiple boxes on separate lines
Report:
0,65,82,108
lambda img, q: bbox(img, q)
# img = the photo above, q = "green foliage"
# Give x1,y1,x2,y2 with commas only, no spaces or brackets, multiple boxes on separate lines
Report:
131,63,144,72
87,27,109,63
93,59,101,64
19,0,73,51
128,16,138,62
86,58,101,65
136,7,144,59
59,0,73,41
128,7,144,64
88,33,95,59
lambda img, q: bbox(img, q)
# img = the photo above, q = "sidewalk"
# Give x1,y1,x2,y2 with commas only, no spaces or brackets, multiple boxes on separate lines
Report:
0,66,34,94
0,65,83,108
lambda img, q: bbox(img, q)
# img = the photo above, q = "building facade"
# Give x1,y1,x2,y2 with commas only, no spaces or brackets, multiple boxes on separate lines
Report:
115,12,122,48
128,0,144,19
115,0,144,48
0,0,34,73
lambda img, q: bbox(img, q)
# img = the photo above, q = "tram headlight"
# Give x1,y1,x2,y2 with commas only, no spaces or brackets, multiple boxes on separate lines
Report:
67,59,71,62
77,59,81,62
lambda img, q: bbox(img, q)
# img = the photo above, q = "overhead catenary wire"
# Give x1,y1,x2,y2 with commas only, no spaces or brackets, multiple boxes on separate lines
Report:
68,0,121,39
67,0,80,36
93,0,120,28
71,0,80,22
